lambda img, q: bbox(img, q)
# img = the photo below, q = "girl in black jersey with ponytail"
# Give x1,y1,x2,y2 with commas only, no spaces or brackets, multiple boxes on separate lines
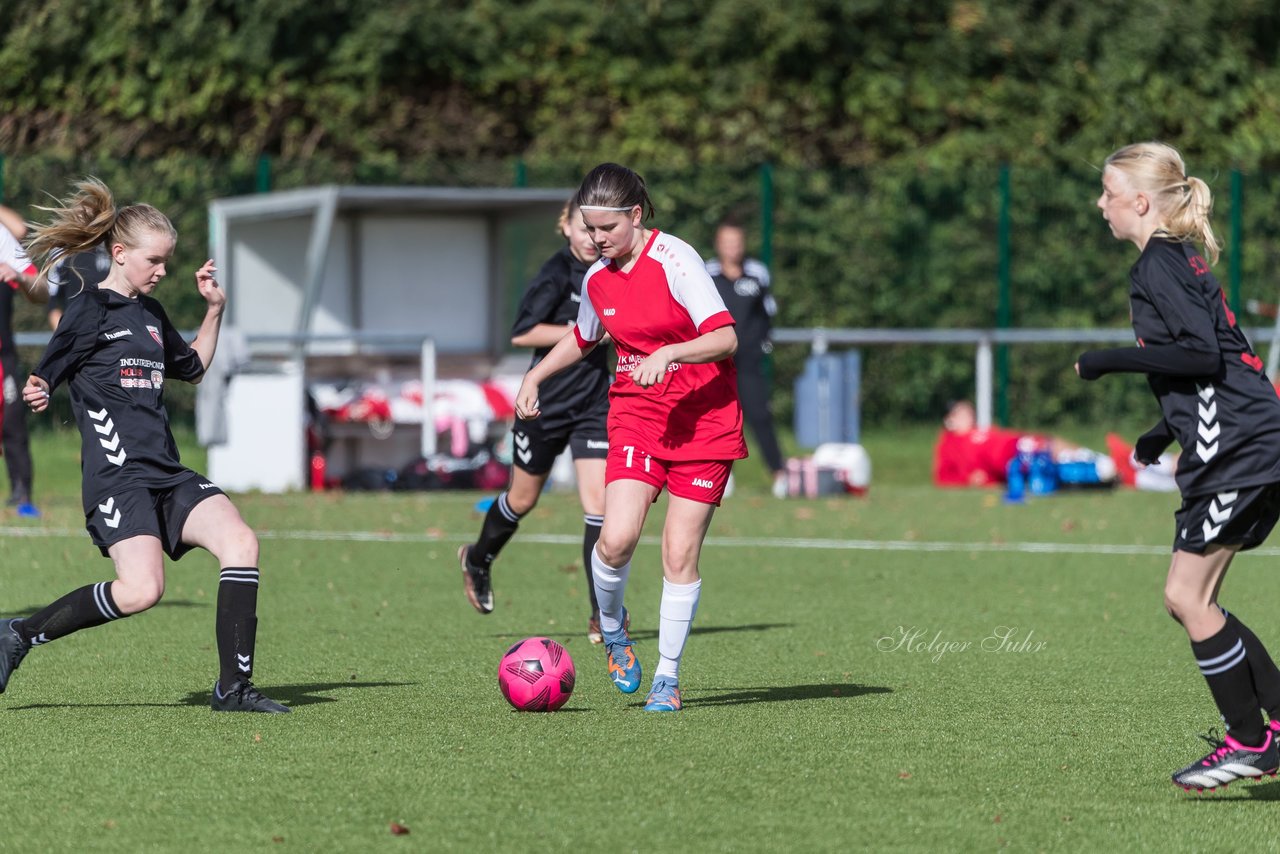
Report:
1078,142,1280,790
0,178,289,713
457,199,613,644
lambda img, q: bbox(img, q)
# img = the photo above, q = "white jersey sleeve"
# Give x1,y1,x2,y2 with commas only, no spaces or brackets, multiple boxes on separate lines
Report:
649,233,731,330
574,260,607,343
743,258,771,288
0,225,33,272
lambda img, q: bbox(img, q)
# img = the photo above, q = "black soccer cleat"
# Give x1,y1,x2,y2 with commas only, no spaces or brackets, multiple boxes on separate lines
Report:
0,618,31,694
1172,730,1279,792
210,679,291,714
458,545,494,614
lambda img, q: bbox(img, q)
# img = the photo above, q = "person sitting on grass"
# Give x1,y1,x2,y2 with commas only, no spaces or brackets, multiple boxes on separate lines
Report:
932,400,1116,489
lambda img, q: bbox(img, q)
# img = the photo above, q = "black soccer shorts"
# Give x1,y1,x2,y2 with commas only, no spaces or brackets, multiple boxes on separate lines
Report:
1173,482,1280,554
511,412,608,475
85,471,226,560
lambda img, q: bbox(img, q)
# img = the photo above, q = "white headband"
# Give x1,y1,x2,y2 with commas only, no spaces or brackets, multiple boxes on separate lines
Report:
579,204,636,212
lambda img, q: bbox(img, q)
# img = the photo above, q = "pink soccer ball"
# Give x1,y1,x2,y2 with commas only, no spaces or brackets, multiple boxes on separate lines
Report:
498,637,576,712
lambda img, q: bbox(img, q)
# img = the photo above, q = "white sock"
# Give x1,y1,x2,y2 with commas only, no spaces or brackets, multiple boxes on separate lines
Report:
591,546,631,634
655,578,701,681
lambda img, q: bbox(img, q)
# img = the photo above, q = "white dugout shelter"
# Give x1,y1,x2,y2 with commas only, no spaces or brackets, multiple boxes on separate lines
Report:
204,185,570,492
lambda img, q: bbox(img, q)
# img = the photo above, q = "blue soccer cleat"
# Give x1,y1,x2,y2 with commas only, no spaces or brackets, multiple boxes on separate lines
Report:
603,610,641,694
643,677,682,712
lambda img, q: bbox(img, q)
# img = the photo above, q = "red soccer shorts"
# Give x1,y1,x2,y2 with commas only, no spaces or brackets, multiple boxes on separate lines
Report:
605,442,733,506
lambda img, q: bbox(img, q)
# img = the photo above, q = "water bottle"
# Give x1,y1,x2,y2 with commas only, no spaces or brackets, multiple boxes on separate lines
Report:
1004,456,1026,504
1028,449,1057,495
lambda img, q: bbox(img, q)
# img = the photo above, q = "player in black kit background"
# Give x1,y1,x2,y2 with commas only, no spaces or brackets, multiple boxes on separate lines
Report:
0,205,45,516
457,198,613,644
1077,142,1280,790
706,216,786,497
0,178,289,713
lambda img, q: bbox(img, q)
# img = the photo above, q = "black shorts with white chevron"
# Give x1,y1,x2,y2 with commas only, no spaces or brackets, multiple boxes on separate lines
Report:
511,412,608,475
1173,482,1280,554
84,471,225,560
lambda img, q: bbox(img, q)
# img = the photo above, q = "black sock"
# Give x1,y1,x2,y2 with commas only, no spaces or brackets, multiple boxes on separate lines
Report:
19,582,126,644
471,492,524,570
1192,621,1266,747
583,514,603,613
216,568,260,690
1223,609,1280,720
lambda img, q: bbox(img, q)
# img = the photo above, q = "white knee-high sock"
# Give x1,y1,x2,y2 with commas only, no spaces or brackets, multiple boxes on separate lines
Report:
591,546,631,634
655,578,701,681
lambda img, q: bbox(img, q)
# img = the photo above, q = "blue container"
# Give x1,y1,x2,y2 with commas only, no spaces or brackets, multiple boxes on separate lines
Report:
1004,455,1026,504
1028,450,1058,496
842,349,862,444
793,349,862,448
1057,460,1100,486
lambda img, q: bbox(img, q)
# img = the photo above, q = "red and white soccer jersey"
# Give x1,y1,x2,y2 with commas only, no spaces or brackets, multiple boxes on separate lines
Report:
0,225,37,292
573,229,747,462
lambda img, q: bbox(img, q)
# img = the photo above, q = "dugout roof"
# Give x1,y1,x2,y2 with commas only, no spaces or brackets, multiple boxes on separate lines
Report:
208,185,572,356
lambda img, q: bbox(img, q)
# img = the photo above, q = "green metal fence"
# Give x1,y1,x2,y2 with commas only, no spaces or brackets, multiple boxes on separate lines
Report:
3,153,1275,431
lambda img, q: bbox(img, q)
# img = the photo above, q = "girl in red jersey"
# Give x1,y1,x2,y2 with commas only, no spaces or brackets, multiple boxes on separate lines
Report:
514,163,747,712
1077,142,1280,790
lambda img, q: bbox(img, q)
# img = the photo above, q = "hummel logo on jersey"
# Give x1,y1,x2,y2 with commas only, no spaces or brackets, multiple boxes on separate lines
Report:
88,407,128,466
571,293,581,303
1196,384,1219,462
586,440,608,450
198,482,217,490
104,328,133,340
603,308,616,316
692,478,715,489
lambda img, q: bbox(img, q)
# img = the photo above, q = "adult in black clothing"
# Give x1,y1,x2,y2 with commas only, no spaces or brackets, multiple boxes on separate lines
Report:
0,205,46,516
0,178,288,713
1077,142,1280,790
705,217,785,496
458,199,613,643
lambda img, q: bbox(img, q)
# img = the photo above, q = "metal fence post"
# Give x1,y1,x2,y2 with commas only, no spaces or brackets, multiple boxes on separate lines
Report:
975,335,994,430
256,156,272,193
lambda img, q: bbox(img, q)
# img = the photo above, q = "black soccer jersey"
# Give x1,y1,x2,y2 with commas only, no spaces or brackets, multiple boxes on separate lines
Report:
1083,237,1280,497
510,245,610,431
0,280,19,360
706,257,775,360
32,288,206,513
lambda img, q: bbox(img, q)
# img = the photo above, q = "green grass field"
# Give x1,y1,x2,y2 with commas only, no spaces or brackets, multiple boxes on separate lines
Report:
4,427,1280,852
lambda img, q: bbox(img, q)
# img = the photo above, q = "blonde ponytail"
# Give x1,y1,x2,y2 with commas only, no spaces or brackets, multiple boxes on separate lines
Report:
1104,142,1221,264
27,177,177,290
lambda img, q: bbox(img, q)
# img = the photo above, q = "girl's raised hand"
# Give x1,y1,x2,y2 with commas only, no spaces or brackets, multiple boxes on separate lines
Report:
196,259,225,311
